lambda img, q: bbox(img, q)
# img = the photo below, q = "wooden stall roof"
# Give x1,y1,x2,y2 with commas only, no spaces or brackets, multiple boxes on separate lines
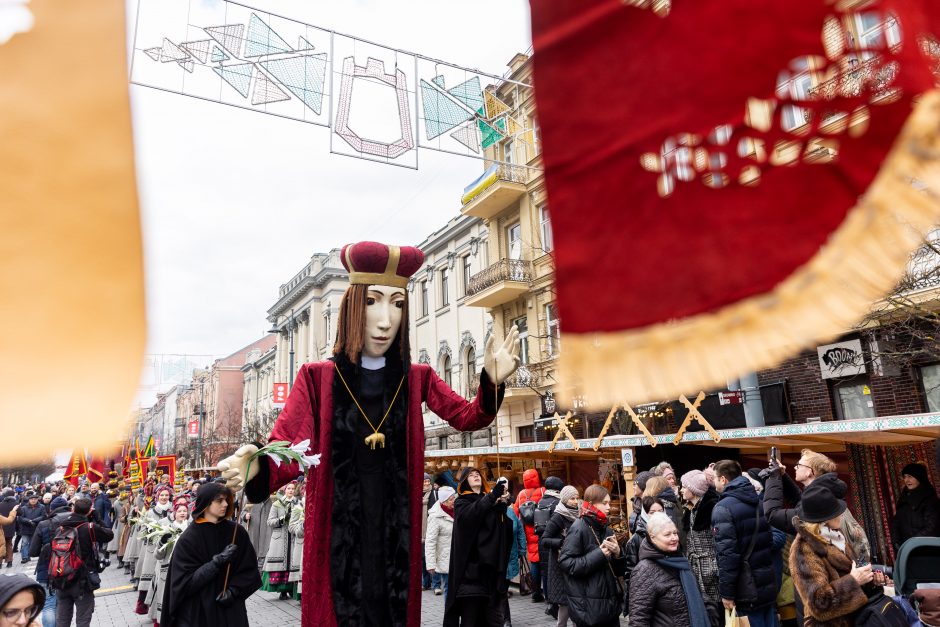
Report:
424,412,940,459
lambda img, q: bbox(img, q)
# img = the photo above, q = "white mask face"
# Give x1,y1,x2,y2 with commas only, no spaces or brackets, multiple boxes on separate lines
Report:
363,286,405,358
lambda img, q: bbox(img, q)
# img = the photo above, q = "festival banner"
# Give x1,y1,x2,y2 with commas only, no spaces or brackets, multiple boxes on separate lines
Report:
187,419,200,439
530,0,940,408
63,451,88,487
273,382,289,408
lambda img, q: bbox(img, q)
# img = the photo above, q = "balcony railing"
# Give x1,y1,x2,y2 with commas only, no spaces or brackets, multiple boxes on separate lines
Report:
461,163,528,205
805,54,899,123
467,259,532,297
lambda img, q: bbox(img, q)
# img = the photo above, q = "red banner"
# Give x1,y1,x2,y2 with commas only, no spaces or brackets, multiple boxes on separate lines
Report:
273,382,288,408
187,419,199,439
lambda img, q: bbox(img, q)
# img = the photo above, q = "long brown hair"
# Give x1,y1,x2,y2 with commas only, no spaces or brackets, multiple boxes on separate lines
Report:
332,284,411,364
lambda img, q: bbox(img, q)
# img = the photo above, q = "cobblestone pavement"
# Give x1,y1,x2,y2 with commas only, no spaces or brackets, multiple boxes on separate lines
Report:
6,557,626,626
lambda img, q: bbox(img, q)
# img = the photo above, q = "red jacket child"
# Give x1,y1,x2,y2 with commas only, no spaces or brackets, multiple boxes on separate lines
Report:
513,469,546,564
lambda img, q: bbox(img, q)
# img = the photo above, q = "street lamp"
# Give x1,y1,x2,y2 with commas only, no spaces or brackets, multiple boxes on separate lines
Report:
268,308,296,390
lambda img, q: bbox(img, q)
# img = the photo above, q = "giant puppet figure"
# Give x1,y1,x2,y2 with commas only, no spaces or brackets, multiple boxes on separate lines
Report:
217,241,521,626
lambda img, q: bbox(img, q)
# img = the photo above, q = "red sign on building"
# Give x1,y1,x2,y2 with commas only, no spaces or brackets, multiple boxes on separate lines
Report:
187,419,199,439
273,383,289,408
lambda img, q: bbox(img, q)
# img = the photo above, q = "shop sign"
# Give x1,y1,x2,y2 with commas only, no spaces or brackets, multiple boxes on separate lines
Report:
541,390,557,416
817,339,866,379
718,391,744,405
273,382,289,408
620,447,635,467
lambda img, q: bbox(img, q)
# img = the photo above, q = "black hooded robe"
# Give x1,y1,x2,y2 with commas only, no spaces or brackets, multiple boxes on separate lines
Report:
160,486,262,627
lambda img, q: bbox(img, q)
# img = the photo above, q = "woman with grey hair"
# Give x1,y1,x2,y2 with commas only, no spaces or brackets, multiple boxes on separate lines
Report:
628,512,716,627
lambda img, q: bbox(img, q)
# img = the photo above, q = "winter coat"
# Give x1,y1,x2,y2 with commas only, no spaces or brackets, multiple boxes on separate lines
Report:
443,477,514,626
628,539,699,627
513,468,546,563
92,492,113,528
0,496,17,540
288,500,304,586
558,513,626,627
623,514,648,616
243,498,273,567
790,521,868,627
683,488,721,608
107,499,125,552
138,505,172,592
505,507,526,581
15,503,45,537
542,507,577,605
0,509,15,561
262,497,297,573
55,513,114,593
891,483,940,550
421,487,438,542
711,476,777,610
425,501,454,575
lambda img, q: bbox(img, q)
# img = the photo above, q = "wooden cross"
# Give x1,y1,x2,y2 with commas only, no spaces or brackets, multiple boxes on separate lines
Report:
592,404,658,449
673,392,722,445
547,411,580,454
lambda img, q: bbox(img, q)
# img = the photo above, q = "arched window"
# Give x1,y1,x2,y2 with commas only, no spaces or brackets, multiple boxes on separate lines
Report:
465,348,476,395
442,355,452,388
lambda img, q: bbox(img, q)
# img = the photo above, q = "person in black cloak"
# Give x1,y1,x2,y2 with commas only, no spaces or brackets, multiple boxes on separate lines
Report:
443,467,514,627
160,482,261,627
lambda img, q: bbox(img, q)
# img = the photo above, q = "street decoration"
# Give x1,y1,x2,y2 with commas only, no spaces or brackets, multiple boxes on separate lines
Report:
547,411,580,454
63,451,89,487
530,0,940,409
0,0,145,464
673,393,722,446
130,0,535,169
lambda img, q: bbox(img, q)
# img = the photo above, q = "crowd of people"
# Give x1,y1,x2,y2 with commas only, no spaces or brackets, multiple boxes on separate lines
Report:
1,445,938,627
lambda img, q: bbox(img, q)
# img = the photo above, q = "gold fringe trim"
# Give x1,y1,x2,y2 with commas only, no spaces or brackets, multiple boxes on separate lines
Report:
557,89,940,409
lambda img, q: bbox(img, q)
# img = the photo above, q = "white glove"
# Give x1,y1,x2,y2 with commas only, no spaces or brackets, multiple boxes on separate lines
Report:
483,325,522,386
216,444,259,491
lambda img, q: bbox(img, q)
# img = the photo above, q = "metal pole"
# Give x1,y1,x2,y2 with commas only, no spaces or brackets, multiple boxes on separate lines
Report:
196,381,206,468
288,308,295,389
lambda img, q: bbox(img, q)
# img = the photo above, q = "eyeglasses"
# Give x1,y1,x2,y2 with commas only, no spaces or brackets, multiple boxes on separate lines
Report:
793,463,810,470
1,605,38,621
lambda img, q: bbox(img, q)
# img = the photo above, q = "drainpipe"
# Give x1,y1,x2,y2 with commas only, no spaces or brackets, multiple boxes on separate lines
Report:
728,373,765,428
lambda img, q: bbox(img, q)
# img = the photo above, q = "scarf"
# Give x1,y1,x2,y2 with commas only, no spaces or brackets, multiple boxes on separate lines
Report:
554,501,579,522
441,502,454,519
821,524,847,553
580,501,608,524
655,554,711,627
543,489,561,501
154,501,170,514
639,503,651,524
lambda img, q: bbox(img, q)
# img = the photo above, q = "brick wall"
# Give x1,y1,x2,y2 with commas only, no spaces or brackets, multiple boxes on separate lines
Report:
757,343,929,423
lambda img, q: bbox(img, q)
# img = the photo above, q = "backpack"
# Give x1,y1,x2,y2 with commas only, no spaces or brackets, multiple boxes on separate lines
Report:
47,524,85,590
533,498,554,535
518,489,538,527
853,592,910,627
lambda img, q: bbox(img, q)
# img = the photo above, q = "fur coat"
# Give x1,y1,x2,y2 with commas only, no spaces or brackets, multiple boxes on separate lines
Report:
790,521,868,627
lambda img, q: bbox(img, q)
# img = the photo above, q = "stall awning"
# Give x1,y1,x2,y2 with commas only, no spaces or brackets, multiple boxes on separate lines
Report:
424,412,940,458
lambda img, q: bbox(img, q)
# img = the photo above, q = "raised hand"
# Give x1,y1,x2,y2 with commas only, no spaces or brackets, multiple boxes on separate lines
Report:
217,444,260,491
483,324,522,386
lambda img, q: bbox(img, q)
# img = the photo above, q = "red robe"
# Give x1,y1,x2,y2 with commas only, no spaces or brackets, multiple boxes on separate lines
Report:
250,361,500,626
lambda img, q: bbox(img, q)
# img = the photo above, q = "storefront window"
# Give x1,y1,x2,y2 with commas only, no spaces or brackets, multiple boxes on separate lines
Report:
920,364,940,411
831,379,876,420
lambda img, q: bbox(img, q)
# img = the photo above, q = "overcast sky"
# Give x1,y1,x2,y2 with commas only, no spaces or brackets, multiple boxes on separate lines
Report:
129,0,532,402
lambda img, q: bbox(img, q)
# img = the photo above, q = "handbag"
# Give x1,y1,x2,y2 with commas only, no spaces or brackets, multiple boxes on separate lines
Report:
725,607,751,627
518,557,533,596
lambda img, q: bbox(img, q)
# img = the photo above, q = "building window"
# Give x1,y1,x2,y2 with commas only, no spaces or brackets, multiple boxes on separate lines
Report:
831,379,876,420
420,280,429,317
465,347,476,394
518,425,535,443
462,255,472,296
546,304,561,357
440,268,450,307
920,364,940,412
854,12,901,57
504,139,514,165
461,431,472,448
530,115,540,157
513,316,529,365
776,57,814,132
507,223,522,260
486,426,494,446
438,436,448,450
441,354,452,388
540,206,553,253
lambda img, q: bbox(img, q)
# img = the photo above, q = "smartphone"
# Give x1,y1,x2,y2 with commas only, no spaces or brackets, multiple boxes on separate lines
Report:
768,446,779,465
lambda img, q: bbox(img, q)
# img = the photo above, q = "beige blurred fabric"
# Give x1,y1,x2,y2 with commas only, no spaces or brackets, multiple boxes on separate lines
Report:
0,0,145,463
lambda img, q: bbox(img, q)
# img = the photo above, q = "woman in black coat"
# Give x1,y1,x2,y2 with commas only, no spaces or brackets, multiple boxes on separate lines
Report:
891,462,940,550
558,485,626,627
628,512,715,627
443,467,514,627
624,496,664,616
542,485,581,626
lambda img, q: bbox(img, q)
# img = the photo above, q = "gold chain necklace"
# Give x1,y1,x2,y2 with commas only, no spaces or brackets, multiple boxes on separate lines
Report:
333,363,406,450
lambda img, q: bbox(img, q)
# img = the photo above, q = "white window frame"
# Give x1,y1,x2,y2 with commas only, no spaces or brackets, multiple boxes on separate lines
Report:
854,12,901,57
420,280,429,317
462,255,472,296
504,138,514,165
539,206,553,253
507,223,522,260
513,316,529,365
439,267,450,308
546,304,561,357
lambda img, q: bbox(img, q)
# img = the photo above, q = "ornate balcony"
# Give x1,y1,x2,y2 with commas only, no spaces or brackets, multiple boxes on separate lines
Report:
805,54,900,125
460,163,528,220
464,259,532,308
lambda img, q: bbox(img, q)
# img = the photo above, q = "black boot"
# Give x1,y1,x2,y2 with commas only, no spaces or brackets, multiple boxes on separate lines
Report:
531,591,545,603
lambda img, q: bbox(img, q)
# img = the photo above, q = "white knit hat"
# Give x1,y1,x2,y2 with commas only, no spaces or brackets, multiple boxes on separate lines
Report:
437,486,456,502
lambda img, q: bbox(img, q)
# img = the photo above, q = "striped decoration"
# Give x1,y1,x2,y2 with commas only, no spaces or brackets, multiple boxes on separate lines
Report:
847,441,938,565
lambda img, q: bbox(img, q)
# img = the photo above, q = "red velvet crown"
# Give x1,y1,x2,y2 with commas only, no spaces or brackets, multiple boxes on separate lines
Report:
341,241,425,289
